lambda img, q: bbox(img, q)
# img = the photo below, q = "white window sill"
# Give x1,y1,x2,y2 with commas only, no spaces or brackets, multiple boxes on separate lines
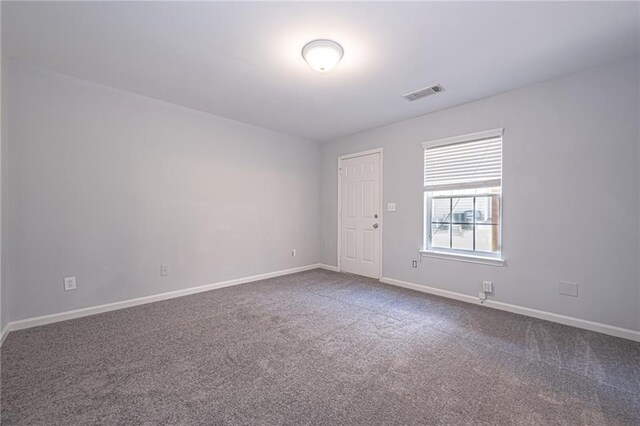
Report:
420,250,506,267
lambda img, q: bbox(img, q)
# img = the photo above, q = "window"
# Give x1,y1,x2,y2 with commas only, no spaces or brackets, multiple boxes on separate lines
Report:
423,129,503,260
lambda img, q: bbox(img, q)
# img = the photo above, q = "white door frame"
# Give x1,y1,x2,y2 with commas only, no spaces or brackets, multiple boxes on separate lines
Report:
337,148,384,279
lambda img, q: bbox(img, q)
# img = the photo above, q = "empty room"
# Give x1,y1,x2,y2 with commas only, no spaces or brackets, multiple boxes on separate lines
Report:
0,1,639,424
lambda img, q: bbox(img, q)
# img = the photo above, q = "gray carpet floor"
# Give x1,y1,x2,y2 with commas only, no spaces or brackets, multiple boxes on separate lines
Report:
1,269,639,425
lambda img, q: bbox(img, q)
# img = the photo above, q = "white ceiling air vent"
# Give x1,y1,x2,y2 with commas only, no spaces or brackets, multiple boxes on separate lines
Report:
403,84,445,101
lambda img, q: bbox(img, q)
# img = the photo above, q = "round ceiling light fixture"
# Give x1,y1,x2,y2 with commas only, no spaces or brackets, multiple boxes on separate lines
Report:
301,39,344,72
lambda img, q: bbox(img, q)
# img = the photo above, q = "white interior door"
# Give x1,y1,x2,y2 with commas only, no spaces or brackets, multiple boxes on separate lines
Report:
340,152,381,279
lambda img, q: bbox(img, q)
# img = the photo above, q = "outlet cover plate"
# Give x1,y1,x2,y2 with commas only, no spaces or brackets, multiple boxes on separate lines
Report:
387,203,396,212
559,281,578,297
64,276,76,291
482,281,493,293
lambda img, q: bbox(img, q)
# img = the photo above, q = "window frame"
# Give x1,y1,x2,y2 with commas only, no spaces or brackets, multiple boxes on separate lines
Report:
421,128,505,265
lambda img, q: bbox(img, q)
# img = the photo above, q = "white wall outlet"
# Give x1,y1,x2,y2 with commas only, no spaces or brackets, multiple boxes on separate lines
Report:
559,281,578,297
63,276,76,291
387,203,396,212
479,291,487,300
160,265,169,277
482,281,493,293
411,260,418,268
292,249,296,257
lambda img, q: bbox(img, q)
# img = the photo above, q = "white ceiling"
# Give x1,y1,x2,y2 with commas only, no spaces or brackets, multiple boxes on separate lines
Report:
3,2,639,142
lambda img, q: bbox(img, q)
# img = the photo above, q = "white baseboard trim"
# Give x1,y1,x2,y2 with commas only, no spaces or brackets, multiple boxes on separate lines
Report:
0,263,324,345
0,324,9,346
318,263,340,272
380,277,640,343
5,267,637,345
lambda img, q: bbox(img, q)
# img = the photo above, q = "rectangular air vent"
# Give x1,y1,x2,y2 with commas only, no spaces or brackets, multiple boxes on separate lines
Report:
403,84,445,101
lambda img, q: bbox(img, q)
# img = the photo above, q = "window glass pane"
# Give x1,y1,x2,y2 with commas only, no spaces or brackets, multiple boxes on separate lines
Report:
431,198,451,223
475,225,500,253
451,224,473,250
427,192,502,256
476,196,500,225
451,197,474,225
431,223,450,249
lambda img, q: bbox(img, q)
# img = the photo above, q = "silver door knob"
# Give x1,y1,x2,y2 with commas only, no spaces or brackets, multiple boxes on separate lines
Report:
373,223,379,229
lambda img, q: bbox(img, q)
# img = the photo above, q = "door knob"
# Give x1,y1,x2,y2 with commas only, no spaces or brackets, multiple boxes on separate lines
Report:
373,223,379,229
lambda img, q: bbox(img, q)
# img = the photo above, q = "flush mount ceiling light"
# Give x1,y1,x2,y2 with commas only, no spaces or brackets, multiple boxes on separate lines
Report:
301,39,344,72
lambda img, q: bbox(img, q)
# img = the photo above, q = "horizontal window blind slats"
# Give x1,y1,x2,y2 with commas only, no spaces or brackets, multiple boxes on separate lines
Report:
426,155,501,167
426,172,501,182
425,151,501,165
425,138,501,154
425,149,501,163
425,155,502,168
426,173,501,183
424,135,502,190
425,176,500,185
425,163,502,176
425,141,501,158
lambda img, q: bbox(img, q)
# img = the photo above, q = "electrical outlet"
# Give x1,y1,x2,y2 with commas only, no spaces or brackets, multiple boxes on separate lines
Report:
160,265,169,277
292,249,296,257
387,203,396,212
412,260,418,268
478,291,487,300
63,276,76,291
482,281,493,293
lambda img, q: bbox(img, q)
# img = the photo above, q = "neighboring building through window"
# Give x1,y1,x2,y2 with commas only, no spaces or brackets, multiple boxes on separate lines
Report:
423,129,503,259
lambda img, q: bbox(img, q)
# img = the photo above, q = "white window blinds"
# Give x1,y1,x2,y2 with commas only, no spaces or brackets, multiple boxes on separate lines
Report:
423,132,502,191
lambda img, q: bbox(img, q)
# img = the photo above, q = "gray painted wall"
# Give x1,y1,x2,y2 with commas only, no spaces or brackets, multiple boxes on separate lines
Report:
320,58,640,332
3,57,639,334
0,6,4,330
4,61,320,322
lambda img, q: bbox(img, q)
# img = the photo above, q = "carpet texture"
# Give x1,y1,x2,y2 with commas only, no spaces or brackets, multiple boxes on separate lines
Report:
1,269,639,425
